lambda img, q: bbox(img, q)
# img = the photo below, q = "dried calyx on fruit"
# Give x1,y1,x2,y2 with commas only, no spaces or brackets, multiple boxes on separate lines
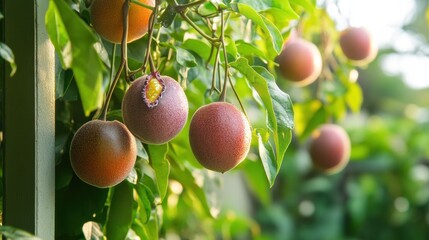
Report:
141,71,166,108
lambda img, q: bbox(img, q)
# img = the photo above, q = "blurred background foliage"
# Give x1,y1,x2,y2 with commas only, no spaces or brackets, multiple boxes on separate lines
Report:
0,0,429,239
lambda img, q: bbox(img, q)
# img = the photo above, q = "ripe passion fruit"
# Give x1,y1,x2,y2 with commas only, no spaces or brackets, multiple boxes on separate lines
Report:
90,0,154,43
189,102,252,173
308,124,351,174
122,74,189,144
70,120,137,188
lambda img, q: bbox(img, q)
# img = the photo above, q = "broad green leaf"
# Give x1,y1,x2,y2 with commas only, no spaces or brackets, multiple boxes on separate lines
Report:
301,104,328,140
257,132,277,185
231,57,293,186
225,37,238,61
170,158,213,217
147,144,170,201
56,178,109,237
182,38,212,62
0,226,41,240
233,3,283,59
134,183,154,223
240,158,271,206
236,40,267,60
46,0,106,116
346,82,363,113
140,211,159,239
106,182,134,240
159,4,177,27
289,0,316,12
176,47,197,67
197,1,218,17
237,0,298,16
0,42,17,76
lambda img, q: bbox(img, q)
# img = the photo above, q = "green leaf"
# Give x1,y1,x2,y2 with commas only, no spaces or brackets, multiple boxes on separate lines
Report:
170,158,214,217
225,37,238,61
147,144,170,201
197,1,219,17
0,42,17,76
236,40,267,60
181,38,212,62
140,211,159,239
345,82,363,113
257,131,277,185
0,226,41,240
237,0,298,15
301,104,328,140
176,47,197,67
106,182,134,240
289,0,316,12
159,4,177,27
233,3,283,59
46,0,106,116
134,183,154,223
231,57,294,186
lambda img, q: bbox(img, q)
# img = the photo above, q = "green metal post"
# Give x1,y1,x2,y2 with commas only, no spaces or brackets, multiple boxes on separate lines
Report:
3,0,55,239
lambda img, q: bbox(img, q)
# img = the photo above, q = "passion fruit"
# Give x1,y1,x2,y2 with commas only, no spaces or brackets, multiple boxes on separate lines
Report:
122,74,188,144
189,102,252,173
70,120,137,188
308,124,351,174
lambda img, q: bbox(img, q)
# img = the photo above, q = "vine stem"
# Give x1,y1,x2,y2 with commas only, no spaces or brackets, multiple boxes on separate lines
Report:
158,0,219,45
131,0,154,10
98,0,130,120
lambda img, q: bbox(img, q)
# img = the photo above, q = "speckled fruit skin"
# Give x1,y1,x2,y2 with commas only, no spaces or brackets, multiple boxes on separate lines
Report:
70,120,137,188
90,0,154,43
189,102,252,173
339,27,377,65
276,38,322,87
309,124,351,174
122,75,188,144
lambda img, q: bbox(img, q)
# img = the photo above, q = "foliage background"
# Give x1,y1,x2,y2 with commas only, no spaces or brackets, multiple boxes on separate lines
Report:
0,0,428,239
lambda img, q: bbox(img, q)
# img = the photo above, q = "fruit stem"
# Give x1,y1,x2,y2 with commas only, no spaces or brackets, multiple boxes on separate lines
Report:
227,74,248,120
210,47,221,95
147,1,160,74
99,0,130,120
219,11,229,102
133,0,159,75
130,0,154,10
